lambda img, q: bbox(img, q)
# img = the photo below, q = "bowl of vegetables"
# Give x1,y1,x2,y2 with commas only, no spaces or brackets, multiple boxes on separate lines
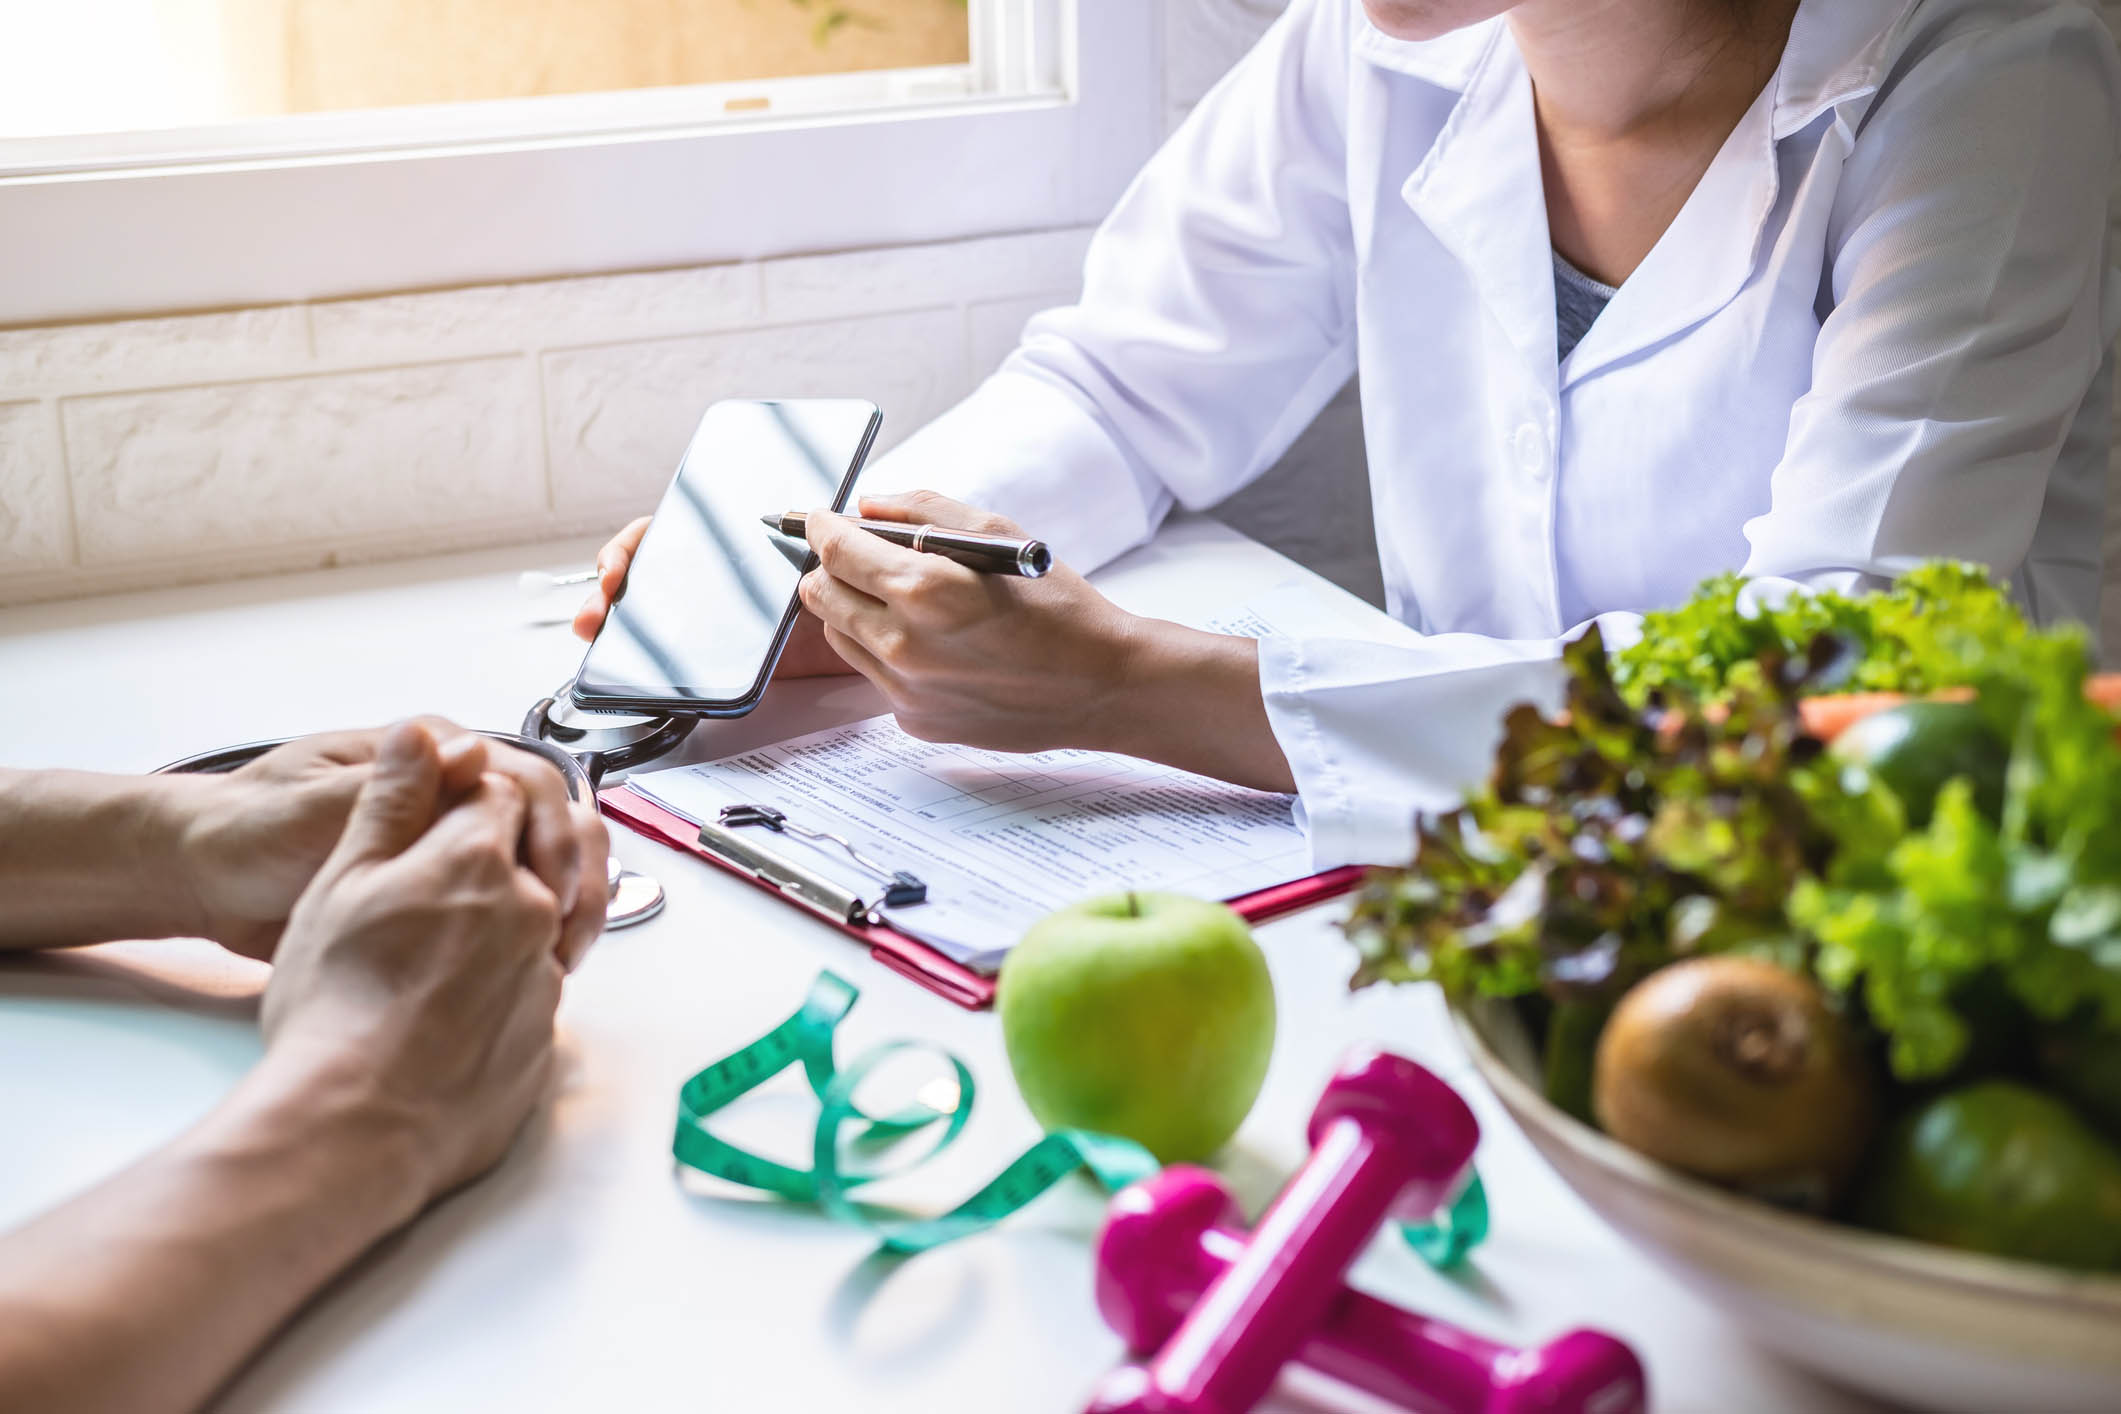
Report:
1347,567,2121,1413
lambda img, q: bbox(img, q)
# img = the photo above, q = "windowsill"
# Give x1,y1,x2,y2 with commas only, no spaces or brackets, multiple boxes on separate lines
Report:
0,63,1000,179
0,0,1157,327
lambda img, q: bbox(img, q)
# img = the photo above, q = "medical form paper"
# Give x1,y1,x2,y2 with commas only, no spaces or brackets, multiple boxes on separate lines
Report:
626,716,1313,970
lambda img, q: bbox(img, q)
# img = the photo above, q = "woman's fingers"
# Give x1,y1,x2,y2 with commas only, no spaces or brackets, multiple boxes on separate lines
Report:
598,517,651,593
573,516,652,642
797,561,893,645
804,507,929,600
859,490,1021,537
819,622,891,686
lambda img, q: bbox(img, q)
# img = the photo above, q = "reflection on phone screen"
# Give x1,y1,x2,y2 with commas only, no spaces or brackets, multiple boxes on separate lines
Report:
574,399,878,708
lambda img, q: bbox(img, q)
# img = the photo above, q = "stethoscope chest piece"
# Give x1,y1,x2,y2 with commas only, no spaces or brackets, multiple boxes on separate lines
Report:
605,854,666,929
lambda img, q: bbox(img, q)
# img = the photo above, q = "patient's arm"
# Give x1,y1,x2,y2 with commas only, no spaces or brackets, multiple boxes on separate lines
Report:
0,1042,433,1414
0,767,215,950
0,724,604,966
0,725,580,1414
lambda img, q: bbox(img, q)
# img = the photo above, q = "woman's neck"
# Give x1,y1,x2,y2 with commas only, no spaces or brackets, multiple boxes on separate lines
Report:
1510,0,1799,286
1509,0,1793,140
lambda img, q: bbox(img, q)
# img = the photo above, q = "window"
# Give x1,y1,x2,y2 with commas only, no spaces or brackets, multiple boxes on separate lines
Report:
1,1,974,144
0,0,1156,324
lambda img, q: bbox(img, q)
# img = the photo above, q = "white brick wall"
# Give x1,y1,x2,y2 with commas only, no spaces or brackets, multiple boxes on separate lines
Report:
0,401,66,571
64,360,544,565
0,227,1093,605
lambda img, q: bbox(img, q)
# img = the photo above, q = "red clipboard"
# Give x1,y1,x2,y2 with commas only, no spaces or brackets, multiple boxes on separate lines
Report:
599,786,1367,1011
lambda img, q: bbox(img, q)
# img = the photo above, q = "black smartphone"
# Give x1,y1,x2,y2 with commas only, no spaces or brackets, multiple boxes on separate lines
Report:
570,398,882,717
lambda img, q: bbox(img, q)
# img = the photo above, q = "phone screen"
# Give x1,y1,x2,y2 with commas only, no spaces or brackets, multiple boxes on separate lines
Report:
572,398,881,713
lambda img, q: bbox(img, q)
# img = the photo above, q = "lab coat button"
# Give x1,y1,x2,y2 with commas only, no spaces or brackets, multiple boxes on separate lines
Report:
1512,423,1547,476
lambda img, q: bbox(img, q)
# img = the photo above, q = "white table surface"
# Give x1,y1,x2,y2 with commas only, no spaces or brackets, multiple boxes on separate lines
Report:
0,519,1876,1414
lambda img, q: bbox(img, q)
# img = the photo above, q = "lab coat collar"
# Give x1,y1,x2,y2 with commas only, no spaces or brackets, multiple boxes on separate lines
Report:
1770,0,1916,139
1349,13,1499,89
1561,0,1910,384
1381,0,1908,390
1397,32,1558,376
1559,79,1780,387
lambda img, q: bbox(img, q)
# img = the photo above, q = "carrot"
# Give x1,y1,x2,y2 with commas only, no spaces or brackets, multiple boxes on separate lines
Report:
1800,679,2121,745
1798,693,1910,743
2085,674,2121,714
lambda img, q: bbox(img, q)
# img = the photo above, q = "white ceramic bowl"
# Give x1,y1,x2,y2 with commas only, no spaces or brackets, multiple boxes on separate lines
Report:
1453,998,2121,1413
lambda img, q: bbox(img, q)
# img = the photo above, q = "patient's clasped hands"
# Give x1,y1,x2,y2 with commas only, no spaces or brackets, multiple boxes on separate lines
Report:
262,723,596,1205
0,720,609,1414
167,719,607,967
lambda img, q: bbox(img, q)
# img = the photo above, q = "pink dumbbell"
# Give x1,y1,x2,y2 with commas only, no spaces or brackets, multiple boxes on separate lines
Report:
1083,1047,1485,1414
1095,1166,1646,1414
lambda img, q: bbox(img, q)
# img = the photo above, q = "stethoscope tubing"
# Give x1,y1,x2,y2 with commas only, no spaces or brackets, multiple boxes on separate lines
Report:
157,730,598,802
516,691,694,791
154,690,696,929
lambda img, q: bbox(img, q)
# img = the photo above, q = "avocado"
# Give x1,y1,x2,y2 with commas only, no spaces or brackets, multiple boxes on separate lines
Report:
1828,699,2007,826
1859,1080,2121,1270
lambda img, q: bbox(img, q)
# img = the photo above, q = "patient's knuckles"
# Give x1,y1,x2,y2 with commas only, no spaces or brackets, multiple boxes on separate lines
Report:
429,833,521,904
504,879,564,947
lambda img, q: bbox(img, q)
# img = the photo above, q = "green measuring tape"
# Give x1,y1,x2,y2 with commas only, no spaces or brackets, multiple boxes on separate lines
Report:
672,970,1489,1265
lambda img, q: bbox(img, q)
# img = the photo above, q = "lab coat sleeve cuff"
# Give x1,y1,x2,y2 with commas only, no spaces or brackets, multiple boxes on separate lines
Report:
1257,631,1584,871
857,371,1173,575
1257,634,1421,872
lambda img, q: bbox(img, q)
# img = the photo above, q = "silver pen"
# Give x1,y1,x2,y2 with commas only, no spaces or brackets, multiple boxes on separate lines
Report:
761,511,1052,579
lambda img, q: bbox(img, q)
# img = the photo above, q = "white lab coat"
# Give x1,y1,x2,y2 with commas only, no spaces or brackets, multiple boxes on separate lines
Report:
868,0,2121,869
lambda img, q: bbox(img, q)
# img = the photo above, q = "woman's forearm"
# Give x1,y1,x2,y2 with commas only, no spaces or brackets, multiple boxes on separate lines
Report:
0,769,208,950
0,1045,428,1414
1099,619,1298,794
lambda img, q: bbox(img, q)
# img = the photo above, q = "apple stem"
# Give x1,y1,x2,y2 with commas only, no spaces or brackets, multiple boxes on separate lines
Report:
1126,890,1139,918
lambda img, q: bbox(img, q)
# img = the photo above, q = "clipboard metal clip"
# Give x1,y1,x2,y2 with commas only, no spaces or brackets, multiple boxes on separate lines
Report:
700,804,928,927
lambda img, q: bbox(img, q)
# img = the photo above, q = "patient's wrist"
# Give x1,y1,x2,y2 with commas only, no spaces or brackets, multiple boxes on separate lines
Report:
138,775,226,940
0,769,214,949
225,1038,435,1238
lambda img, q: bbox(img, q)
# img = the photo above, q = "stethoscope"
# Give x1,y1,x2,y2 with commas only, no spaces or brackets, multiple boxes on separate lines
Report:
156,678,699,929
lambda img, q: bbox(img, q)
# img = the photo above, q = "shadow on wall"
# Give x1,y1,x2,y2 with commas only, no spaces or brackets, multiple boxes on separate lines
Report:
1209,377,1385,609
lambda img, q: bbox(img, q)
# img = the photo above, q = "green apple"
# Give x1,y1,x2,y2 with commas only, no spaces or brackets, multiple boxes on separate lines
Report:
998,891,1276,1164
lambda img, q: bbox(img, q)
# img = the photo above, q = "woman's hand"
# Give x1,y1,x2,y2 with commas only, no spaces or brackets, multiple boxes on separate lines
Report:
797,492,1145,754
173,721,608,969
570,516,650,643
572,514,851,678
800,491,1297,790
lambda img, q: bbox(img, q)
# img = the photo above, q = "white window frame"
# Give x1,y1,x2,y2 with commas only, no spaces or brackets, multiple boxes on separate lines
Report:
0,0,1157,326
